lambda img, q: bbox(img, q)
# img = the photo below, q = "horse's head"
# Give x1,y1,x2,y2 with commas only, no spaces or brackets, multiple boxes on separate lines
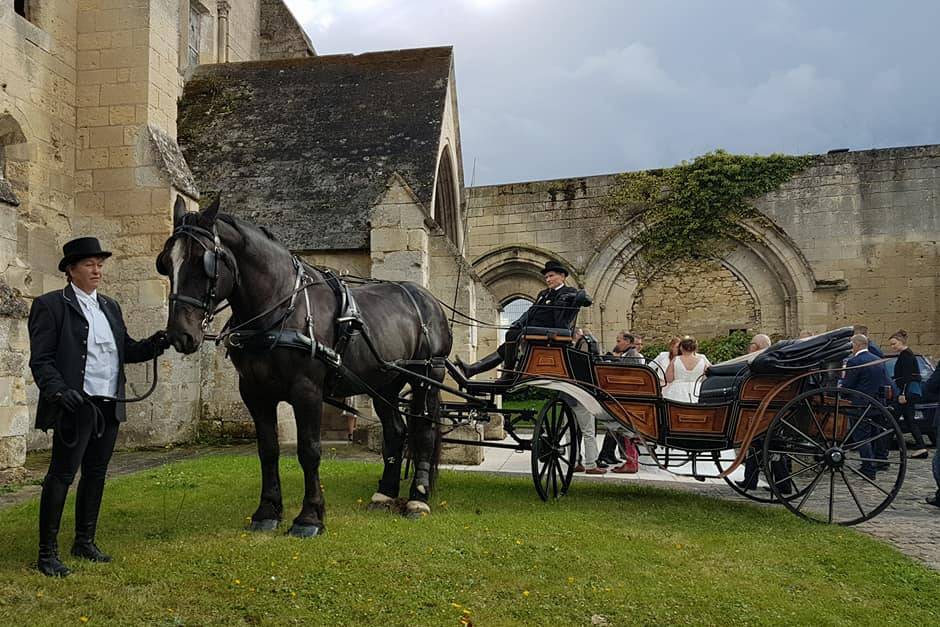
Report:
157,195,238,354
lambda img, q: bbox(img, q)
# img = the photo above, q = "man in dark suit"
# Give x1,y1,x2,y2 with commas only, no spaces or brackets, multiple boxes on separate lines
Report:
841,333,892,480
456,260,583,381
28,237,169,577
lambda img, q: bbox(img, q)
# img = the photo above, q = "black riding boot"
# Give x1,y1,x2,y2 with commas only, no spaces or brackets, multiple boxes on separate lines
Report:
37,476,71,577
72,475,111,563
456,351,503,379
598,433,621,464
495,343,518,383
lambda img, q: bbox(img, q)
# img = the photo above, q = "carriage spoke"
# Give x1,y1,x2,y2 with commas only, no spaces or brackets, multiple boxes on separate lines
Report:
838,404,871,446
827,471,835,524
779,418,826,452
832,392,841,443
765,449,818,466
775,460,825,485
843,427,894,452
844,464,892,497
839,469,868,520
794,468,826,513
803,397,830,446
853,456,903,465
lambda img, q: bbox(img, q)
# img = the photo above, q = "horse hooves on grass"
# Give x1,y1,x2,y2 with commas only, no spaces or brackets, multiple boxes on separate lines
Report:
404,500,431,520
247,519,280,532
288,524,324,538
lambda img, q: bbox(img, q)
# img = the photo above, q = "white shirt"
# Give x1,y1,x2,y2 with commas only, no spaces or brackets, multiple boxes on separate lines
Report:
73,287,119,397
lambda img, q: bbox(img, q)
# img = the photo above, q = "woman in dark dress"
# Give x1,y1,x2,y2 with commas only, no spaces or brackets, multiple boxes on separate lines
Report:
888,330,928,459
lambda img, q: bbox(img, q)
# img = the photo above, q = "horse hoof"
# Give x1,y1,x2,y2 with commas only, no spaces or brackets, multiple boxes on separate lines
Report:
288,523,324,538
404,500,431,520
367,492,395,512
247,518,279,532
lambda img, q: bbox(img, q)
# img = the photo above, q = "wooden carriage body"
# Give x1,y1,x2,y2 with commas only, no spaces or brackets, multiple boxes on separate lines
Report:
516,330,804,453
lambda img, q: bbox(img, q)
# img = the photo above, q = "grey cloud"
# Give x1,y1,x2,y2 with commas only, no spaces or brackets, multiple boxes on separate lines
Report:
285,0,940,184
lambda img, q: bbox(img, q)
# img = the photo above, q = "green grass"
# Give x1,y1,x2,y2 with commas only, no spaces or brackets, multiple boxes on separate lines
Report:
1,456,938,626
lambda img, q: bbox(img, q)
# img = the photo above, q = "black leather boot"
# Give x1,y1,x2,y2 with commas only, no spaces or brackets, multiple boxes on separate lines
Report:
37,476,71,577
72,476,112,563
456,351,503,379
495,343,518,383
597,433,621,465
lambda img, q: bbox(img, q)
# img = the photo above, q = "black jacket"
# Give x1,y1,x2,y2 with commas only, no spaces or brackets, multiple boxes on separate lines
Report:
892,348,921,394
842,350,892,405
511,285,579,330
28,284,163,429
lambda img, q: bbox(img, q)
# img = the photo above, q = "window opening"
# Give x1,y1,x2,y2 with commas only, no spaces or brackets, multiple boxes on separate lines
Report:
499,297,533,344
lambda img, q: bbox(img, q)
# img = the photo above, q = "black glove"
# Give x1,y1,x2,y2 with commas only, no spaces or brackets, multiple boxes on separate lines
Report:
573,289,593,307
57,389,85,413
148,330,172,353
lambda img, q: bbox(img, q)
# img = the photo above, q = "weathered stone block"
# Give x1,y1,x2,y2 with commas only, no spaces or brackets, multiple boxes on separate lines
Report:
439,423,484,465
0,435,26,470
0,405,29,437
482,413,505,441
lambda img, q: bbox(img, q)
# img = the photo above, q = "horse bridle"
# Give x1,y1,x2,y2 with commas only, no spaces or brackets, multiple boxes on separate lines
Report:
157,220,238,330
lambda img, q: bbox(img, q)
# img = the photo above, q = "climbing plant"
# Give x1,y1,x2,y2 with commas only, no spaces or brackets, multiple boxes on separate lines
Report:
605,150,817,279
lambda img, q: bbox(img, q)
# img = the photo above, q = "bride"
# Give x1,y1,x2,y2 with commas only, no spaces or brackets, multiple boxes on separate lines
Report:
663,336,711,403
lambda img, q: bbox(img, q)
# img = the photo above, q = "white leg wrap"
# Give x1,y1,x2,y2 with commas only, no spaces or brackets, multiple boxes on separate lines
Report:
405,500,431,514
370,492,394,504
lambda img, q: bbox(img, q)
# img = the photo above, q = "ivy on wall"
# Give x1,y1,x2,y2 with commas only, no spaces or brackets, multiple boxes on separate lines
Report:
605,150,818,276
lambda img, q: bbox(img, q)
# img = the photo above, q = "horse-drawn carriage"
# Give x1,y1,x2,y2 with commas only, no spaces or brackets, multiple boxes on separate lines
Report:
436,326,907,526
159,199,905,533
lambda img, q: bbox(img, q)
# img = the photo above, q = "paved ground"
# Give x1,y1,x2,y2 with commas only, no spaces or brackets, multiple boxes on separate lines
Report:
3,438,938,571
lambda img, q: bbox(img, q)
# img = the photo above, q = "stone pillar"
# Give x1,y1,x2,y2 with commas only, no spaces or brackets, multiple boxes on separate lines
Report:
0,282,29,478
216,1,230,63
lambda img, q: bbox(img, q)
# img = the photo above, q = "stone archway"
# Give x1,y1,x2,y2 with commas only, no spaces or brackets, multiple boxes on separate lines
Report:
583,215,821,340
471,245,580,305
432,145,461,249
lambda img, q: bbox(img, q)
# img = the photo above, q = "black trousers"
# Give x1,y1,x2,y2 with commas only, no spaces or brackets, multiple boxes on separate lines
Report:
893,397,925,448
39,399,119,548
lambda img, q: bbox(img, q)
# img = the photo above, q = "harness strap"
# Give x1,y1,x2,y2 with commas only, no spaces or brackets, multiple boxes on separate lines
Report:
395,283,431,360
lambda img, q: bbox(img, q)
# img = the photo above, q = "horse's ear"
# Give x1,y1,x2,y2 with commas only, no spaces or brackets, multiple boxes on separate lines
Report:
199,195,220,226
173,195,187,226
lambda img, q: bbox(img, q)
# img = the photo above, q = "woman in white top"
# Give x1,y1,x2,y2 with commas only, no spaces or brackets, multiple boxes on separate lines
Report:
650,336,681,390
663,336,711,403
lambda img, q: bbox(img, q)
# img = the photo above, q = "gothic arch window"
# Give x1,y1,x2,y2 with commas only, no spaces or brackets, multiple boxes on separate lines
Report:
498,296,532,343
433,148,461,248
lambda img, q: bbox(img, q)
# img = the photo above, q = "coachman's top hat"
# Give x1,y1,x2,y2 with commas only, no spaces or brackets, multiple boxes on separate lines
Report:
58,237,112,272
540,260,568,276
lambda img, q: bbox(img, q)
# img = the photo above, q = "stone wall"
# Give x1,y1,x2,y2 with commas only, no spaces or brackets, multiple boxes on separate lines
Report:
1,1,79,468
259,0,314,60
466,145,940,358
631,260,760,344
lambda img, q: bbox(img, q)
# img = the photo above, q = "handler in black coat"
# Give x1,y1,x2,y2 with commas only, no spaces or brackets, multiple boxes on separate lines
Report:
28,237,169,577
457,260,584,382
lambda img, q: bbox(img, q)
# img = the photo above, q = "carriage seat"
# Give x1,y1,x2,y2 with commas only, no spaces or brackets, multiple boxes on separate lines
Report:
519,326,574,343
699,360,750,403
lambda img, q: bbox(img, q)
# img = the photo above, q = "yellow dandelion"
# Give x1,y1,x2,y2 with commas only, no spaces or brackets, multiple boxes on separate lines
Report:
36,591,44,599
522,590,530,597
439,500,448,507
451,603,462,609
234,579,241,585
240,533,247,538
356,498,363,504
463,608,472,615
567,576,574,584
80,618,89,624
292,554,299,561
291,591,297,598
515,539,523,545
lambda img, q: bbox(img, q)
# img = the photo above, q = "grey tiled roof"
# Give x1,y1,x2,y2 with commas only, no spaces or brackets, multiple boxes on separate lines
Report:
178,47,452,250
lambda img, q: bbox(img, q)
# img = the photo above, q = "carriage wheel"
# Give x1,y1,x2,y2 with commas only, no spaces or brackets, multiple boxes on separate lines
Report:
531,397,578,501
713,448,812,504
762,386,906,525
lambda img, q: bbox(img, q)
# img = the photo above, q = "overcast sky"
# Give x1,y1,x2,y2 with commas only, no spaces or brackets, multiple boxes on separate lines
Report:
283,0,940,185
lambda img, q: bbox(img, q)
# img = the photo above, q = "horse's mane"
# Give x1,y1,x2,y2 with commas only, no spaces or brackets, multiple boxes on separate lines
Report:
216,212,292,262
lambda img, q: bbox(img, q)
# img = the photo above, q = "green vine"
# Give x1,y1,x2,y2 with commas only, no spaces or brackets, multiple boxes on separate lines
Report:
605,150,817,277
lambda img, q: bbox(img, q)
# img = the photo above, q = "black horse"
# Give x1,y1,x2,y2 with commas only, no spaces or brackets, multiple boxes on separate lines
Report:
158,196,452,537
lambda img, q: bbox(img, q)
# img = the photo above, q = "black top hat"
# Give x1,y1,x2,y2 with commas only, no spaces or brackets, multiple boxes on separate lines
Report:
58,237,112,272
541,260,568,276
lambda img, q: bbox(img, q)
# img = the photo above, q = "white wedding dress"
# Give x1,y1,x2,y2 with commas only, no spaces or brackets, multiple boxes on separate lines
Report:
662,354,711,403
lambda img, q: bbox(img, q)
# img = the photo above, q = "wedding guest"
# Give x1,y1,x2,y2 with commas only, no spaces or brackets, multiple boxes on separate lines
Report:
663,336,711,403
887,330,928,459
